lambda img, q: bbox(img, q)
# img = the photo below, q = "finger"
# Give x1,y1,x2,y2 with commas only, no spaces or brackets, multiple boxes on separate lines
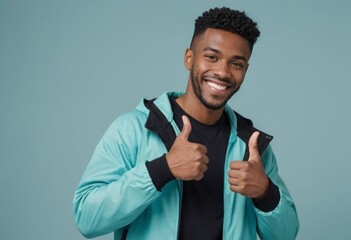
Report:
202,155,209,165
194,172,204,181
228,176,240,186
248,131,260,161
194,144,207,154
229,161,246,170
229,185,242,193
179,115,192,140
200,163,208,173
201,144,208,154
228,169,241,178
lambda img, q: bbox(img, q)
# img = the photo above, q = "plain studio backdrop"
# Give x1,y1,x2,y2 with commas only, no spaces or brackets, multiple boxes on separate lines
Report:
1,1,350,239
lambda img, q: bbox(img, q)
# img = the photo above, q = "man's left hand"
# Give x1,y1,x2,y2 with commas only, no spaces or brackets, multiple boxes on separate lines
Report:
228,131,269,199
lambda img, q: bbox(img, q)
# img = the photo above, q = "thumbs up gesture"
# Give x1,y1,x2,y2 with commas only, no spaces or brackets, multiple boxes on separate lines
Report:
228,132,269,198
166,115,209,181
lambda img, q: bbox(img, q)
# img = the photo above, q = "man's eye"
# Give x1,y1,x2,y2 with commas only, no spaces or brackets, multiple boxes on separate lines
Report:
232,62,244,69
205,55,217,61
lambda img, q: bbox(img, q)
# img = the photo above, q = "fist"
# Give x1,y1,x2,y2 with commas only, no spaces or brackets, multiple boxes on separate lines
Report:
228,131,269,198
166,115,209,180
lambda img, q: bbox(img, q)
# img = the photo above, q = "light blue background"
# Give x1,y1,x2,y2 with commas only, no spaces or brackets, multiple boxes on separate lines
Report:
1,1,350,239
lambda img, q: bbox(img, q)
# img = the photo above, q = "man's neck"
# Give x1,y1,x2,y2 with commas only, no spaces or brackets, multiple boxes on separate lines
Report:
175,94,224,125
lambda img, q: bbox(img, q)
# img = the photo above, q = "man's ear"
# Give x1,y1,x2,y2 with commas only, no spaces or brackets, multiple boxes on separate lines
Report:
184,48,193,70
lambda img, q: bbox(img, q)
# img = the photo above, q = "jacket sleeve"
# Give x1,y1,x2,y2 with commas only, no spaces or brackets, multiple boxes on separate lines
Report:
255,145,299,240
72,113,162,238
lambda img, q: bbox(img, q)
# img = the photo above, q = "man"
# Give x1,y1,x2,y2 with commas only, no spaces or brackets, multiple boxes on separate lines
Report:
73,7,299,240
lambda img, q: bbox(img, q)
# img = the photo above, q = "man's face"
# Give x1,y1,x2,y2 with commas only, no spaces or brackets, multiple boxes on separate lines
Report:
185,28,251,110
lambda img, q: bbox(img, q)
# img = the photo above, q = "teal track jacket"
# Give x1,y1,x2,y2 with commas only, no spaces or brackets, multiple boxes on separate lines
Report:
73,92,299,239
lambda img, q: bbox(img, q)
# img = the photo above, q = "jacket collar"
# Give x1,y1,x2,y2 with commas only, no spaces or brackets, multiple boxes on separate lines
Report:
142,92,273,158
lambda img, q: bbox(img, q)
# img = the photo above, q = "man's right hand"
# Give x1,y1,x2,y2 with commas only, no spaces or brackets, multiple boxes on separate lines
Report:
166,115,209,181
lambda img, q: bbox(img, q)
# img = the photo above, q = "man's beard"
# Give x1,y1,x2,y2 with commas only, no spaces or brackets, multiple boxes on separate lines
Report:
190,70,239,110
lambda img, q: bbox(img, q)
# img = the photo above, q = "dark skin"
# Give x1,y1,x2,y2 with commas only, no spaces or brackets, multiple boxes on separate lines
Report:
166,28,269,199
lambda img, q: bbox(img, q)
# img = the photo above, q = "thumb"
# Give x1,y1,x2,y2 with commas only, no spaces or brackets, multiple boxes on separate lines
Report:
179,115,192,140
248,131,260,161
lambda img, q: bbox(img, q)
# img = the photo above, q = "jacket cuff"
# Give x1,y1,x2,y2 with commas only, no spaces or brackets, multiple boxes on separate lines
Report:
252,178,280,212
145,154,175,191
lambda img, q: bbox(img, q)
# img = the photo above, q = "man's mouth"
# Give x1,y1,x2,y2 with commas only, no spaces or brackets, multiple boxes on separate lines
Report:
206,80,229,91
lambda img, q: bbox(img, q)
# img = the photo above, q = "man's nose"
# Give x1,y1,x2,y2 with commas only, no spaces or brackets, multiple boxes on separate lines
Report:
213,61,231,79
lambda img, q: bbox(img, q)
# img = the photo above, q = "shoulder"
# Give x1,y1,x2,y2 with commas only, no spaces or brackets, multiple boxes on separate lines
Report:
102,110,148,144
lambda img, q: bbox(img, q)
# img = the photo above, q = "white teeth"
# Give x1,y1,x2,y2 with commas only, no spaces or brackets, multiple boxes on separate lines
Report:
207,81,226,90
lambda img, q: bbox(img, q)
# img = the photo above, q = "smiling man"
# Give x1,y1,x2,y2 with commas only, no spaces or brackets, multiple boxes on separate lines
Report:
73,7,299,240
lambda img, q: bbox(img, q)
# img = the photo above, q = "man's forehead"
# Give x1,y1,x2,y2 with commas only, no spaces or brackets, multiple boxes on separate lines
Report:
194,28,251,56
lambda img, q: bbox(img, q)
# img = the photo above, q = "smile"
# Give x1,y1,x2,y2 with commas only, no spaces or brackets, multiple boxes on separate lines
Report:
206,80,228,91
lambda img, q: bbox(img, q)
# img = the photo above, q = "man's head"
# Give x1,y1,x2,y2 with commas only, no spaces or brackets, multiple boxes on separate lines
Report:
183,7,260,111
190,7,260,52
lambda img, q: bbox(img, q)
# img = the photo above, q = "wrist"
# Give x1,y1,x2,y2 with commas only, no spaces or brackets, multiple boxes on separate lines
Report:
146,154,175,191
252,178,281,212
256,176,270,199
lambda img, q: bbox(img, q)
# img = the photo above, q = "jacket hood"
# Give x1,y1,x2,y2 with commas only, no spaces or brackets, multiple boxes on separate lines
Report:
135,91,239,135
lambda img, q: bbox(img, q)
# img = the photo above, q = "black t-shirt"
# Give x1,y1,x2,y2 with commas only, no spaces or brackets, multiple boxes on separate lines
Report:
145,97,281,240
170,97,231,240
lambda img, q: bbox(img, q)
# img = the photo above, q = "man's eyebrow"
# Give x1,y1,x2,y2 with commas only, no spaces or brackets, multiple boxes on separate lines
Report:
232,55,248,62
203,47,220,53
203,47,248,62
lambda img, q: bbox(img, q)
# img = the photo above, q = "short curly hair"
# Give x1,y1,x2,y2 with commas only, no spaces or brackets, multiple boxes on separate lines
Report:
191,7,260,52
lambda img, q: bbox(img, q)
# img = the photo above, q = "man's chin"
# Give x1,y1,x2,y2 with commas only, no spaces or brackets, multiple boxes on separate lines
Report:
202,89,239,110
200,98,227,110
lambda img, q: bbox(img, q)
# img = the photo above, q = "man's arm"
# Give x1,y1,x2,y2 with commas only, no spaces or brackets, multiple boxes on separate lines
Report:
72,114,161,238
255,145,299,240
228,132,299,239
